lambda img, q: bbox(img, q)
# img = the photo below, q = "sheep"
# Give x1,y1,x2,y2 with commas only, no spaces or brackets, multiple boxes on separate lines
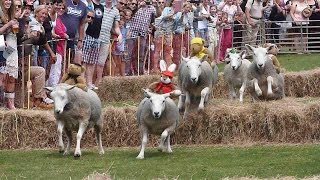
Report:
136,89,181,159
223,49,251,103
245,44,285,101
45,83,104,157
177,55,218,119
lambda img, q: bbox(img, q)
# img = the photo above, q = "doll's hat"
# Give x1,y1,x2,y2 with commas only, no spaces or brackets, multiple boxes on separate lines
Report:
191,37,203,45
161,70,174,78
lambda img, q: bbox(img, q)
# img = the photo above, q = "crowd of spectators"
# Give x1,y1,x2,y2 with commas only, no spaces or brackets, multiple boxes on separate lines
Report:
0,0,320,109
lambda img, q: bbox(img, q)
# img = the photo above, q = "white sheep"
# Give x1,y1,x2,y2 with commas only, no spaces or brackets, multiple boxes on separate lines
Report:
136,89,181,159
177,55,218,119
245,44,285,101
223,49,251,102
45,83,104,157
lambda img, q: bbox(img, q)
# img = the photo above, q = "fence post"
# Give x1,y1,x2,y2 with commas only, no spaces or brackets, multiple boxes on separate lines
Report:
261,20,266,45
21,43,25,109
300,23,303,53
137,36,140,76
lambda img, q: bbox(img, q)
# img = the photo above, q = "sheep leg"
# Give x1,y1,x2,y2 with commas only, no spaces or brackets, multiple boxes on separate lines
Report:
253,78,262,96
239,81,246,103
267,76,274,95
64,129,72,156
94,124,105,155
178,94,185,113
183,91,191,119
74,122,88,158
137,128,148,159
165,135,172,153
199,87,210,111
158,137,163,152
228,83,237,100
57,121,65,154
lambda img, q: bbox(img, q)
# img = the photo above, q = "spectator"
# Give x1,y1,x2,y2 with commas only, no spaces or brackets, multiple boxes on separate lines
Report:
290,0,309,53
308,0,320,50
208,5,219,60
193,1,210,45
244,0,264,45
0,0,19,109
112,19,126,76
173,2,194,67
233,11,245,48
60,0,87,63
48,0,68,87
127,0,156,75
82,0,104,90
268,0,286,44
116,0,128,12
150,0,166,73
96,0,122,83
123,8,132,75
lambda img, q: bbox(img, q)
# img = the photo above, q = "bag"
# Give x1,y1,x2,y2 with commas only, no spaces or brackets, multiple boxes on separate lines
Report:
0,35,5,51
240,0,254,13
302,7,312,18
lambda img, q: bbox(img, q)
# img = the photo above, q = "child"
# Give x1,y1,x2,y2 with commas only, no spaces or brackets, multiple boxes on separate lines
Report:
48,2,68,87
233,11,244,48
112,19,126,76
208,5,218,63
217,12,231,62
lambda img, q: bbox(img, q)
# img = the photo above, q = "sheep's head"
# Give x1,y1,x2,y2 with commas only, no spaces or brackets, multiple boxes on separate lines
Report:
182,55,208,84
227,49,246,71
246,44,274,70
44,84,75,115
144,89,180,119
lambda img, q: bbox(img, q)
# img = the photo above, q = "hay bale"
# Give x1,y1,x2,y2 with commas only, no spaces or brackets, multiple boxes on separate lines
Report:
1,97,320,150
97,69,320,102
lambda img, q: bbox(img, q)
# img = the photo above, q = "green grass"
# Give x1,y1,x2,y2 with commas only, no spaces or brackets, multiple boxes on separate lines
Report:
1,145,320,179
217,53,320,72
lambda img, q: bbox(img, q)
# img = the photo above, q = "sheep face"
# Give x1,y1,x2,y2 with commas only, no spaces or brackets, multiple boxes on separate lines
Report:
182,56,204,84
229,50,246,71
145,91,171,119
246,44,272,70
45,85,75,115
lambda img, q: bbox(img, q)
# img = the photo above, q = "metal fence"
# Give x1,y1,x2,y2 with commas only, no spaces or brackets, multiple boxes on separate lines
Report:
231,20,320,54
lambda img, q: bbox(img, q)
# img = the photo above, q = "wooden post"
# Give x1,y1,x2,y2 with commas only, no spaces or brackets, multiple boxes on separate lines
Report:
148,34,151,75
137,36,140,76
27,55,31,110
109,40,113,76
21,43,25,108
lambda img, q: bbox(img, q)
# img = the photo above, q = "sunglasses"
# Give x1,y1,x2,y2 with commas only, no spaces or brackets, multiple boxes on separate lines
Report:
120,2,127,5
60,7,65,10
46,2,52,5
158,1,164,4
87,15,94,19
130,3,137,5
16,5,22,8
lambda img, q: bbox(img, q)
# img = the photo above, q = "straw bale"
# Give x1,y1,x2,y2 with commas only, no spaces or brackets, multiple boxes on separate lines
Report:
97,69,320,102
1,97,320,149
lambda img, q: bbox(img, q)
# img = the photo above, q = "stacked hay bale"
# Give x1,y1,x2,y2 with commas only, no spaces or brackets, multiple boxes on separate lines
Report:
1,97,320,149
97,69,320,102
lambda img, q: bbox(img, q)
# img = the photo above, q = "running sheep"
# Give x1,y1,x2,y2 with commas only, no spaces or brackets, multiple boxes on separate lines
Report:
45,83,104,157
223,49,251,102
136,89,181,159
177,55,218,119
245,44,285,101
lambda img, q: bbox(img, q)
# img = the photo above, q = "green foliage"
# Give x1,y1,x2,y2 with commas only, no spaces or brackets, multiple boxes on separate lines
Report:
1,145,320,179
217,53,320,72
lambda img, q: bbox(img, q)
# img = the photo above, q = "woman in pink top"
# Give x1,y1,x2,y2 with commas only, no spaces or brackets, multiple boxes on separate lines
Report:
48,1,68,86
290,0,309,53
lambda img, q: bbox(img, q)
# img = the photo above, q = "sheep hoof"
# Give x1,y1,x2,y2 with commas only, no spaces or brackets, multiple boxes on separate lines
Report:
74,153,81,158
136,155,144,159
166,148,173,153
59,149,64,154
63,151,70,156
99,150,105,155
198,105,204,112
256,90,262,96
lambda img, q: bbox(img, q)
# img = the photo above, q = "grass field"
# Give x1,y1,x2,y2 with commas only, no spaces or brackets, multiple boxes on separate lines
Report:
1,145,320,179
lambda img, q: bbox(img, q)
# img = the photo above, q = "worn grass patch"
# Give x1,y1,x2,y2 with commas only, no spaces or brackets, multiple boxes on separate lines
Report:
1,145,320,179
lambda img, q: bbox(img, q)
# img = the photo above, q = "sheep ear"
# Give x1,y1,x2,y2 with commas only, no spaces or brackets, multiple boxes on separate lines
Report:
200,54,208,62
159,60,167,72
167,63,177,72
240,50,246,59
44,87,54,92
143,88,153,98
169,90,182,97
67,85,76,91
266,44,276,52
245,44,255,53
181,56,189,62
